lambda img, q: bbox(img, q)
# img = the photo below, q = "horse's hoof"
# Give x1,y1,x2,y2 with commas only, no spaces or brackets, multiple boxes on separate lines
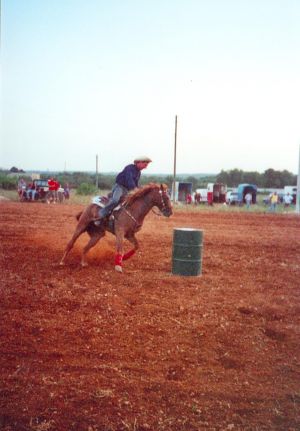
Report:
115,265,123,273
81,262,88,267
59,261,65,266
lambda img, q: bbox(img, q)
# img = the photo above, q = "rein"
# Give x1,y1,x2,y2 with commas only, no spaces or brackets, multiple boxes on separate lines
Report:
151,191,168,216
121,206,138,225
121,187,168,223
151,208,162,216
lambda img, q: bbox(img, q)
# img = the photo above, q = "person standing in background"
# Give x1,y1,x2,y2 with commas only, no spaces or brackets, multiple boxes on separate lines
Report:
269,192,278,212
245,192,252,209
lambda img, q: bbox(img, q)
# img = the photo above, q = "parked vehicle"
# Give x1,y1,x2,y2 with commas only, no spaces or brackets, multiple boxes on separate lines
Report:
171,182,193,203
33,179,49,201
207,183,227,204
19,179,65,203
226,191,239,205
237,184,257,204
195,188,208,203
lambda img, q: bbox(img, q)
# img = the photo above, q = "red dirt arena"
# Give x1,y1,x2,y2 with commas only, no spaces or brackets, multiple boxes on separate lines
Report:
0,201,299,431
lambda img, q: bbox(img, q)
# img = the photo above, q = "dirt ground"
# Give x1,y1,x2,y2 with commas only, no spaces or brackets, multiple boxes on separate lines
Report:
0,201,299,431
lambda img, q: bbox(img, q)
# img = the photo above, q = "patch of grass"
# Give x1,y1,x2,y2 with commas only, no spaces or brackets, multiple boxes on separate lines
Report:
0,189,19,201
174,202,297,214
68,190,109,205
0,188,296,215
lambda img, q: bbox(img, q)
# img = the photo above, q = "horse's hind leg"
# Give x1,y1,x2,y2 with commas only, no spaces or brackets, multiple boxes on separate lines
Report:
81,231,104,267
60,224,87,265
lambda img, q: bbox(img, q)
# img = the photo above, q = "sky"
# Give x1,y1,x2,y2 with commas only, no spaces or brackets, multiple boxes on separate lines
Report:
1,0,300,175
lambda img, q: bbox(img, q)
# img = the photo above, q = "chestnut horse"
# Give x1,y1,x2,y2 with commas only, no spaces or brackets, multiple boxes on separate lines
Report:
60,183,172,272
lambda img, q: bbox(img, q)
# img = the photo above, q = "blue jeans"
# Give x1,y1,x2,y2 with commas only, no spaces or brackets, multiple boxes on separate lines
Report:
99,184,128,217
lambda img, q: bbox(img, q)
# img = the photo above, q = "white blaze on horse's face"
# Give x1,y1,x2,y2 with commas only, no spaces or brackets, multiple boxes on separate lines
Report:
158,188,173,217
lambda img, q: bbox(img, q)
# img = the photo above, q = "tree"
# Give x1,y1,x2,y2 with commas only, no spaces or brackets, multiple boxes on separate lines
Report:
217,169,243,187
257,168,296,188
216,170,230,185
10,166,25,173
242,171,261,185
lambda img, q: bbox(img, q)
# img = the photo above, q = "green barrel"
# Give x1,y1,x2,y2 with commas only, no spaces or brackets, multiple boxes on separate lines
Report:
172,228,203,276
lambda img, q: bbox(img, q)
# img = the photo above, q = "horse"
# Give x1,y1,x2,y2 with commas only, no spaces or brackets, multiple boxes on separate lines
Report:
60,183,173,272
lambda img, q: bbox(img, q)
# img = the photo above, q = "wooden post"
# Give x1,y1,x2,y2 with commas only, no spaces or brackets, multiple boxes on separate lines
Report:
172,115,177,204
96,154,99,189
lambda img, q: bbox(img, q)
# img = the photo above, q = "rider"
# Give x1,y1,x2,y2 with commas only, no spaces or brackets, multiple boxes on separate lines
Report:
94,156,152,225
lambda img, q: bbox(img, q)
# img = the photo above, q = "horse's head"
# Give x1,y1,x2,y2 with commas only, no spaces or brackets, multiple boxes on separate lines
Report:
153,184,173,217
124,183,173,217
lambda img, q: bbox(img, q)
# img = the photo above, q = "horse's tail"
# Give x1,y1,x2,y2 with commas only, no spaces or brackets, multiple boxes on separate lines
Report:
76,211,83,221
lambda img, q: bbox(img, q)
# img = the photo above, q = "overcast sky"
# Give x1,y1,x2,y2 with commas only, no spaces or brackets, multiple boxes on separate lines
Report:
1,0,300,174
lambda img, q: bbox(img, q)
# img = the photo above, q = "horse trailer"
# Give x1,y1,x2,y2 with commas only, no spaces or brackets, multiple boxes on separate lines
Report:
237,184,257,204
172,182,193,203
207,183,227,204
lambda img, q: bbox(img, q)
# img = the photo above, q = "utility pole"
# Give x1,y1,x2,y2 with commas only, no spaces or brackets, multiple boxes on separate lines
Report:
172,115,177,204
96,154,99,189
296,144,300,214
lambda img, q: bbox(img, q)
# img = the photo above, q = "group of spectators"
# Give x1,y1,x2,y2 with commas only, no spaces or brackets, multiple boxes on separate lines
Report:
17,177,70,203
267,191,294,212
18,178,40,201
183,189,295,212
243,191,294,212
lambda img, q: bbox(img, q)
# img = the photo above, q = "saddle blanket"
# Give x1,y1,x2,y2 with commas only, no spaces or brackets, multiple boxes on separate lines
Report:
91,196,121,212
91,195,109,207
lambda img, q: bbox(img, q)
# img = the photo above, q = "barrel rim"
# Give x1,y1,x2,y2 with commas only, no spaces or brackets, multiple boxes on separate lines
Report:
173,228,203,232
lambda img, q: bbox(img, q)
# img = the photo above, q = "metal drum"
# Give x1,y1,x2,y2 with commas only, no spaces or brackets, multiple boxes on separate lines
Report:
172,228,203,276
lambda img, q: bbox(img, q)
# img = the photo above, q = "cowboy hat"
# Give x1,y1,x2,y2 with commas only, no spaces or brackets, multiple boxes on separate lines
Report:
134,156,152,163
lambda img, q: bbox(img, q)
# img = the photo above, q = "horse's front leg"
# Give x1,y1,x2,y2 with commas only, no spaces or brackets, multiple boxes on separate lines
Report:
114,230,125,272
123,234,139,261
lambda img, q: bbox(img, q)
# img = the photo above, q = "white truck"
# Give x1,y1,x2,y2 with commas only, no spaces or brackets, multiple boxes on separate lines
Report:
195,188,208,203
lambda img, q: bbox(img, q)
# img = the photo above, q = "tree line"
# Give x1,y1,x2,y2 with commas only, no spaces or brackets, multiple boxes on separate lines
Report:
0,167,296,191
216,168,296,188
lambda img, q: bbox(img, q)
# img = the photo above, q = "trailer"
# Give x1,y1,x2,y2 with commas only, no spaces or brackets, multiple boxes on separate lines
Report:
207,183,227,204
237,184,257,204
172,182,193,203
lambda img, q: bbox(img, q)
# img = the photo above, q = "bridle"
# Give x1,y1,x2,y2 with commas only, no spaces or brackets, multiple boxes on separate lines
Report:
154,188,171,216
122,187,171,222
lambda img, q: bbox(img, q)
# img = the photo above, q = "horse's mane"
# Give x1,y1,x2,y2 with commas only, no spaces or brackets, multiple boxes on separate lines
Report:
124,183,166,206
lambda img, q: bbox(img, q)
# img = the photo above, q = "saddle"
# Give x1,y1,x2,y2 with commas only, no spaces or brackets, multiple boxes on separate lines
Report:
91,193,125,212
91,194,123,232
